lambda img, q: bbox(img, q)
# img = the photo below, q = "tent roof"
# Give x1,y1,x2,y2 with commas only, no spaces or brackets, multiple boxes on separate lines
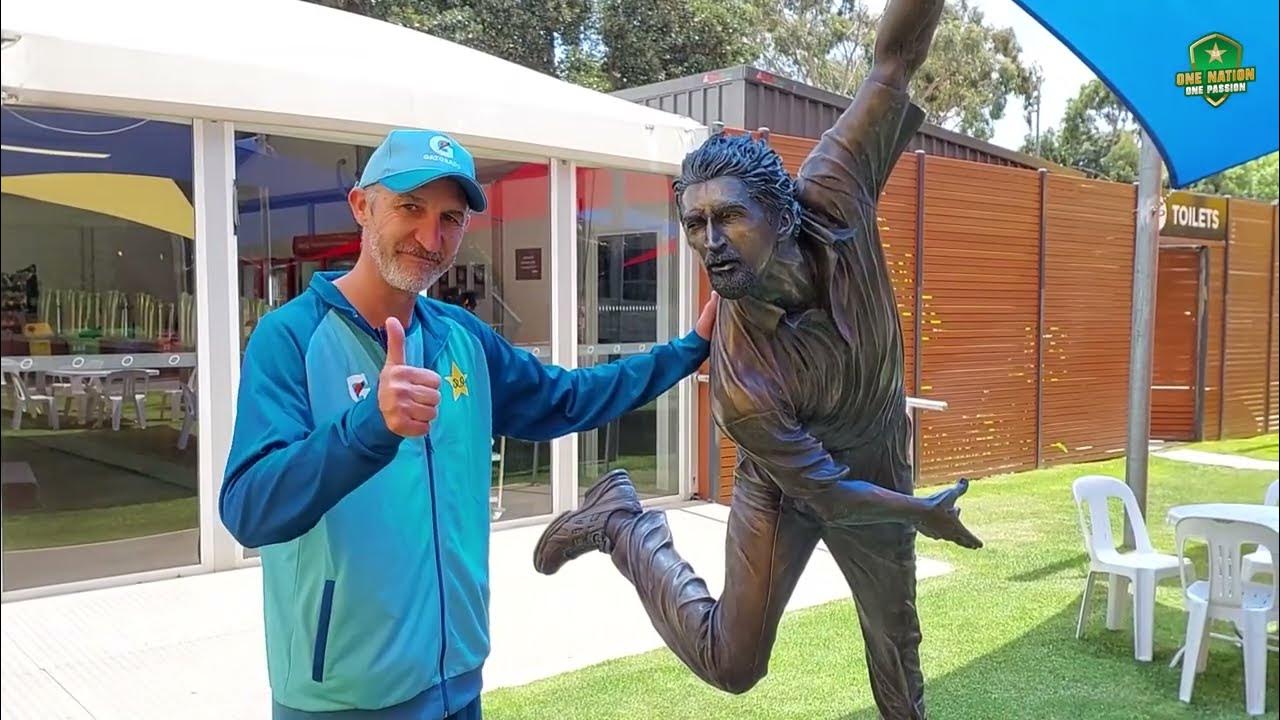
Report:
0,0,707,172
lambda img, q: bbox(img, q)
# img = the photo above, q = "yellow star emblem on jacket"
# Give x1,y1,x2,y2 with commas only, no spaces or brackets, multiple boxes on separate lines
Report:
447,361,469,400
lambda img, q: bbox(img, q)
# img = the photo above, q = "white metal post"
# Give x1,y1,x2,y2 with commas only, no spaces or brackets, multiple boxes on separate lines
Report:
549,160,580,513
655,217,677,495
1124,128,1163,543
193,119,244,570
676,224,697,500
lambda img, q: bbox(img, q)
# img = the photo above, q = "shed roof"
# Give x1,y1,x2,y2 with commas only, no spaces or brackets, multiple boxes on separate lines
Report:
615,65,1077,174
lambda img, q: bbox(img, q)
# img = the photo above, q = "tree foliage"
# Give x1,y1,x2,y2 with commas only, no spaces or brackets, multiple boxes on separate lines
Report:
597,0,757,91
307,0,753,92
751,0,1042,140
1025,79,1278,200
311,0,1042,136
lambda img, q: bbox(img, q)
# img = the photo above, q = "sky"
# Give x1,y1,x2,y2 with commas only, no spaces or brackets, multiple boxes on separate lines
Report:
864,0,1098,151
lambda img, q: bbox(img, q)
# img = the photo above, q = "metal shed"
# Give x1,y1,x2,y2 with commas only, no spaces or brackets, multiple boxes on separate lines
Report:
613,65,1073,172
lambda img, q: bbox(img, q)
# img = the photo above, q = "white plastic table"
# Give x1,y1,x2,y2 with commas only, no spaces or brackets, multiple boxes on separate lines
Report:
1166,503,1279,533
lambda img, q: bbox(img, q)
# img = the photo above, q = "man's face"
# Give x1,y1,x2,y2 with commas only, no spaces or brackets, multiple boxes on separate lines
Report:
349,179,469,294
680,176,777,299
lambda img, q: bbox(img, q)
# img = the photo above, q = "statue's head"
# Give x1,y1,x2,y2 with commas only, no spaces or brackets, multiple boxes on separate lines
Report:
674,134,801,299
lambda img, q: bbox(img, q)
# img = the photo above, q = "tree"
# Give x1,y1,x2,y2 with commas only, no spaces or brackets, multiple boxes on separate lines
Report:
1026,79,1279,200
306,0,754,92
751,0,1042,140
597,0,757,90
1186,152,1279,201
1028,79,1138,181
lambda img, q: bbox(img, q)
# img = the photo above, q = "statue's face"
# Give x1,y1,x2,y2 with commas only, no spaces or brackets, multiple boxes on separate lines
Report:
680,176,777,299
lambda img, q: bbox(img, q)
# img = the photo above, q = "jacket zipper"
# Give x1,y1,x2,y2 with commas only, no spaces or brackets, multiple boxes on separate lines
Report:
371,318,451,717
425,438,451,717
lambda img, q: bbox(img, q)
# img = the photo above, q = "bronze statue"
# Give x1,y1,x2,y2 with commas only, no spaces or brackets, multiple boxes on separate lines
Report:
534,1,980,717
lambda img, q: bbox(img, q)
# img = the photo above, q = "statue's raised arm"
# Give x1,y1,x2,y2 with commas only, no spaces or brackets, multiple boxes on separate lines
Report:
796,0,944,226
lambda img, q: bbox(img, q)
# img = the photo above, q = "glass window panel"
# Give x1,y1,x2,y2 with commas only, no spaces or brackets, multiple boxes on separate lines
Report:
441,161,553,521
576,168,681,499
1,107,200,590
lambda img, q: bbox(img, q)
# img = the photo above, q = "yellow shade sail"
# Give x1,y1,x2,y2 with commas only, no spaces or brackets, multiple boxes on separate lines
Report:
1,172,195,239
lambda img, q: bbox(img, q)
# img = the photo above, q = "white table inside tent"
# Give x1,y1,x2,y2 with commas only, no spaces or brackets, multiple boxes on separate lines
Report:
1166,504,1279,533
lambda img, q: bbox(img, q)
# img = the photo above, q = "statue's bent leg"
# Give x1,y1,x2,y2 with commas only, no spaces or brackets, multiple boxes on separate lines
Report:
821,520,926,720
610,472,822,694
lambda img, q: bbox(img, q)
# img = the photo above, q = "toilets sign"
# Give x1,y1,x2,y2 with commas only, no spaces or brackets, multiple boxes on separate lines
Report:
1160,191,1227,241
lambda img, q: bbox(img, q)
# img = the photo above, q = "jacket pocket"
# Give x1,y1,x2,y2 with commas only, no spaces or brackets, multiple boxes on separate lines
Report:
312,579,336,682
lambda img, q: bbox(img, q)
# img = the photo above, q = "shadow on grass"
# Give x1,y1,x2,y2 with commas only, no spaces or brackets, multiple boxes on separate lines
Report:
1007,553,1088,583
831,595,1278,720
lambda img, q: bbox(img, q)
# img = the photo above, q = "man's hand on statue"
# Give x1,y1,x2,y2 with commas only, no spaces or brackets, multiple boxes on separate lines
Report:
916,478,984,549
695,291,720,341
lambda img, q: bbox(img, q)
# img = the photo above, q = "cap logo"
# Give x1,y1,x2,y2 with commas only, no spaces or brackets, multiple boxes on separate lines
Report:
428,135,455,159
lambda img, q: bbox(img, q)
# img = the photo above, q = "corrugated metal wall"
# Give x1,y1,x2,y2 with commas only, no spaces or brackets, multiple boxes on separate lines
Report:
624,74,1049,171
1040,175,1134,465
743,81,843,140
903,133,1027,169
701,129,1277,498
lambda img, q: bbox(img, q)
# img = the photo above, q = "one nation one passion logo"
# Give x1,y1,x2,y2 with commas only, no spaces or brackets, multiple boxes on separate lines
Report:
1174,32,1257,107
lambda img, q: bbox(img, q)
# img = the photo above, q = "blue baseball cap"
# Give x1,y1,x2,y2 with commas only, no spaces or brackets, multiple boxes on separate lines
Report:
358,129,488,212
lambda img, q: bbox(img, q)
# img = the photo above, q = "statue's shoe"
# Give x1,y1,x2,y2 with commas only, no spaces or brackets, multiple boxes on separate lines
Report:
532,468,641,575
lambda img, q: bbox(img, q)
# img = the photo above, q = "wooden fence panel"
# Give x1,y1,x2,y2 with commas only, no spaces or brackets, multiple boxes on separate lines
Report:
1222,199,1274,437
881,153,920,396
1268,205,1279,433
1040,175,1134,464
1203,244,1226,440
918,158,1041,482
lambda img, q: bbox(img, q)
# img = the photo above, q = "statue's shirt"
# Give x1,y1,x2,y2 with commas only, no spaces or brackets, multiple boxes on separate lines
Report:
710,78,923,496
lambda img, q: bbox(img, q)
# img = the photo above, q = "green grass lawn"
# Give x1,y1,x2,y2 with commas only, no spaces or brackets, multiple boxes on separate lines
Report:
1,496,197,550
1186,433,1279,461
482,443,1280,720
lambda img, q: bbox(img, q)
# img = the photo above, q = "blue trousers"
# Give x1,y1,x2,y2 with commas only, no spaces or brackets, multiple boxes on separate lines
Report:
273,697,481,720
448,699,482,720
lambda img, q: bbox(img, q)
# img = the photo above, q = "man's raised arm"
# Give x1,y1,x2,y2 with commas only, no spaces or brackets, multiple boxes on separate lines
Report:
796,0,943,225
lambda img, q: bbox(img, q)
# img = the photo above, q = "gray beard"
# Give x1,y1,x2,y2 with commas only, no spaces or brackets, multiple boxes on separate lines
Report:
366,228,451,294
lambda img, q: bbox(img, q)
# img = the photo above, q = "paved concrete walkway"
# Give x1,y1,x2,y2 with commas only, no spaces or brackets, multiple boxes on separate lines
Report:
0,502,952,720
1154,448,1279,473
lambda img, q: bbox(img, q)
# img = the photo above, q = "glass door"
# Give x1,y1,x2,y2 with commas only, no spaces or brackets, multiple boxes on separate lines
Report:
576,167,681,500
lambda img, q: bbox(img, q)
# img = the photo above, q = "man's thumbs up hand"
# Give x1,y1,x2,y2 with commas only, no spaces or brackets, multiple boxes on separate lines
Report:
378,316,442,438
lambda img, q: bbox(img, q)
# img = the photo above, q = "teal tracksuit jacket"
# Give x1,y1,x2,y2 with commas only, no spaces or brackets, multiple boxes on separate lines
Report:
220,272,709,718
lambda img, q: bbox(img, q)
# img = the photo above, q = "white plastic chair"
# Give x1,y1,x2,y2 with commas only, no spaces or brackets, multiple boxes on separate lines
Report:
99,369,150,431
1174,516,1278,716
177,379,198,450
6,371,59,430
1072,474,1190,661
1241,480,1279,581
156,368,195,421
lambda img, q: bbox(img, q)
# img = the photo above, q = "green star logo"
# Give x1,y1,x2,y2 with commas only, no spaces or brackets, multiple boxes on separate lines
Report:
1175,32,1256,107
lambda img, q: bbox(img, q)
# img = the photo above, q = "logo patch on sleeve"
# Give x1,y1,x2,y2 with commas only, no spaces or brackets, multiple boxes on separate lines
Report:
347,373,371,402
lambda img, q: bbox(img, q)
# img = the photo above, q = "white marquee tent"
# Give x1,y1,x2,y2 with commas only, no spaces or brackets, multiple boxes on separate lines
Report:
1,0,707,170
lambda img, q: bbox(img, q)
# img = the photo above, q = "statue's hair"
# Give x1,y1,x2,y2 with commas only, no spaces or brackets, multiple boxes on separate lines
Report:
673,134,801,238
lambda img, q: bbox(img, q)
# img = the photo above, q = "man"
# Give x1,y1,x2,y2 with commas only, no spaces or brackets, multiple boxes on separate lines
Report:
533,2,978,718
221,128,717,719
